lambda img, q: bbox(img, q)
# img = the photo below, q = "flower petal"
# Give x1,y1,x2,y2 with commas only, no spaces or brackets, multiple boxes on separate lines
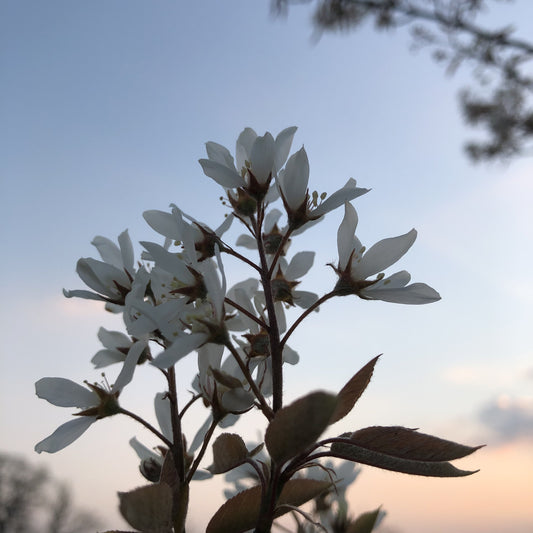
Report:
112,340,146,392
274,126,298,174
205,141,236,169
278,147,309,210
236,128,257,171
143,210,182,241
311,178,369,218
286,251,315,280
363,281,441,304
199,159,244,188
151,332,207,369
35,378,97,408
250,133,275,184
154,392,173,442
118,230,135,274
355,229,417,279
337,202,358,270
35,417,96,454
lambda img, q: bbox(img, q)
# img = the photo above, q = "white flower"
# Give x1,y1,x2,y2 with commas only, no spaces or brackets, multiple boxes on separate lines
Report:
35,342,145,453
92,327,150,368
334,202,441,304
271,251,319,308
143,205,233,263
150,249,228,369
199,127,298,191
63,230,135,306
276,145,369,230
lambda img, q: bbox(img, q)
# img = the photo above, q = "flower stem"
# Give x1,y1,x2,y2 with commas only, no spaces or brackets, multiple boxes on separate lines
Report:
118,408,172,448
186,416,219,483
280,291,337,348
225,341,274,420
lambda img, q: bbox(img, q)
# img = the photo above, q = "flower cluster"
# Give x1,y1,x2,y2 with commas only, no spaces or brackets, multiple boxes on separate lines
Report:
33,127,473,533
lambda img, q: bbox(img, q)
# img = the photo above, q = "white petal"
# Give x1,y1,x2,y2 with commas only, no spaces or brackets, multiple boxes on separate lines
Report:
91,349,125,368
143,210,181,240
278,147,309,210
215,213,234,237
355,229,417,279
250,133,275,184
221,388,255,412
198,159,244,188
293,290,319,309
192,470,213,480
274,126,298,174
129,436,161,462
264,208,283,232
189,413,213,453
236,127,257,171
91,236,122,268
283,345,299,365
97,327,131,350
35,417,96,454
118,229,135,274
198,344,224,385
311,178,369,218
140,241,192,282
205,141,236,169
62,288,108,302
235,234,257,249
362,282,441,304
77,258,130,297
35,378,97,408
154,392,173,442
286,251,315,280
112,340,146,392
337,202,358,270
151,332,206,369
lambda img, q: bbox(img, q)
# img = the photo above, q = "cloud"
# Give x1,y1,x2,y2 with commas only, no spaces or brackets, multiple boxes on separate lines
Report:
478,394,533,443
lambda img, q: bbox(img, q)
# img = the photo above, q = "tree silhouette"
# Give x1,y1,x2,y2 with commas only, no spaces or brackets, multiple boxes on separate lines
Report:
0,453,101,533
273,0,533,161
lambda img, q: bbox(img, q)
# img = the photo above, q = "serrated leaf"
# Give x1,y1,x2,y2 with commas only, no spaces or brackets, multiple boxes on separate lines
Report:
330,355,380,424
209,433,249,474
265,391,338,464
349,426,484,462
118,484,173,533
347,507,381,533
206,479,331,533
331,438,479,477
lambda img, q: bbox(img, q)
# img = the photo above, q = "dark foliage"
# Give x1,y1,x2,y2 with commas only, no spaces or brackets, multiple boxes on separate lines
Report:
273,0,533,161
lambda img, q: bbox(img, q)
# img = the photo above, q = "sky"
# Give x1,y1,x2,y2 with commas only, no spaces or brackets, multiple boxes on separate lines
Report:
1,1,532,532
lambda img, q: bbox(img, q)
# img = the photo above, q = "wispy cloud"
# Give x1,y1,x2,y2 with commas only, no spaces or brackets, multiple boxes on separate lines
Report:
478,394,533,443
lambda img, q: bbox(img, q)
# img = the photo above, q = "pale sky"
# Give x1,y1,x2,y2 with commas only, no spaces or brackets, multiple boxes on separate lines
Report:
1,1,532,532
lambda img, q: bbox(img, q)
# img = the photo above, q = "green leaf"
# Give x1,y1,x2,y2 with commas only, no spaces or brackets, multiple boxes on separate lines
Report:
206,479,331,533
208,433,249,474
347,507,382,533
118,483,173,533
349,426,484,462
265,391,338,464
331,435,480,477
330,355,380,424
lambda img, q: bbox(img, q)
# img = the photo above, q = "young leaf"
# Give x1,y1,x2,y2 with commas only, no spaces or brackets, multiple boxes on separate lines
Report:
330,355,380,424
349,426,484,462
330,437,479,477
206,479,331,533
208,433,249,474
160,450,178,488
118,483,173,533
347,507,382,533
265,391,338,464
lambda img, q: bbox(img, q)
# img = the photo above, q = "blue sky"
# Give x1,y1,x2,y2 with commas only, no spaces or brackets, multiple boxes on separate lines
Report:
1,1,532,532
